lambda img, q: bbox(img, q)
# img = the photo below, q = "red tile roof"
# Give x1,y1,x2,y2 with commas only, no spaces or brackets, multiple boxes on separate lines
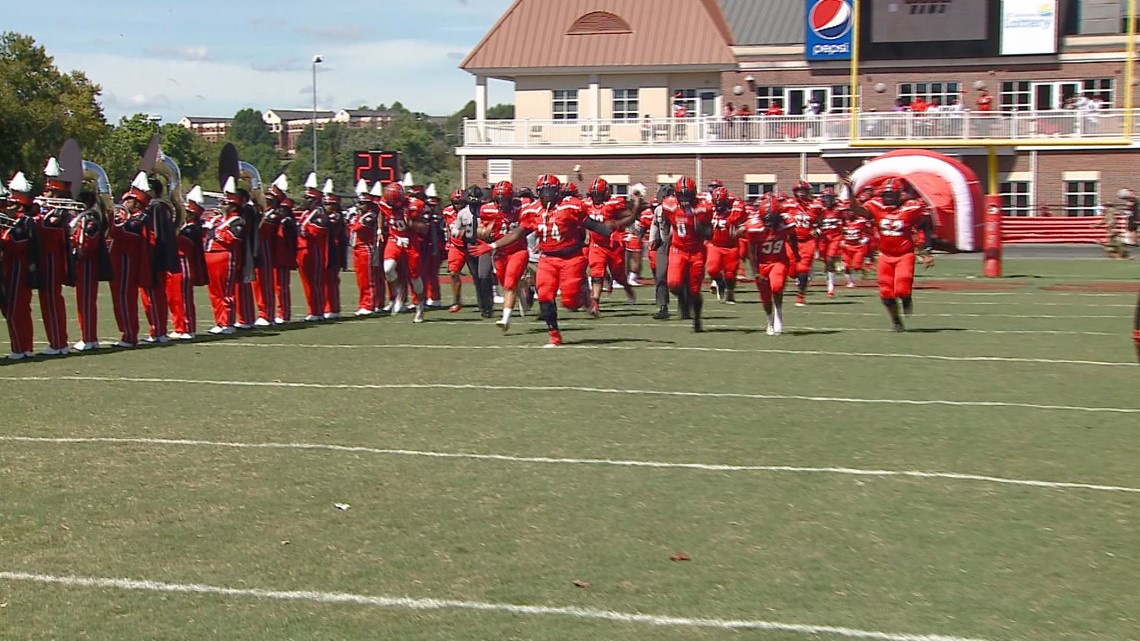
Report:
461,0,735,73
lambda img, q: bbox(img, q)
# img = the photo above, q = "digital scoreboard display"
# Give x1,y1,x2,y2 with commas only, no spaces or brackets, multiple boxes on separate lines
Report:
870,0,989,42
353,151,400,185
860,0,1003,59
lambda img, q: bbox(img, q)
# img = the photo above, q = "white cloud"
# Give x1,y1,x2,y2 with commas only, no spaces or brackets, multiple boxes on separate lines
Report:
55,38,502,122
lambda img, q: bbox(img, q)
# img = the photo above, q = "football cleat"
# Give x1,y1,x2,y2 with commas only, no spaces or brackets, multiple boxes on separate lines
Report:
544,330,563,348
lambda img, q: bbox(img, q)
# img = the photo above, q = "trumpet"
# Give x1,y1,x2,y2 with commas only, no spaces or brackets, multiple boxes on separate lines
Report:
34,196,88,213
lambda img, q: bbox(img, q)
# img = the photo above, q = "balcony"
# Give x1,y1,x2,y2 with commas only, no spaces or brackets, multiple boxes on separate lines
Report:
460,110,1138,151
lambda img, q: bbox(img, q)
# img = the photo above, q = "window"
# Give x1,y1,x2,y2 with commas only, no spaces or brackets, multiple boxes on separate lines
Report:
999,181,1032,217
1063,180,1099,217
808,182,835,196
612,89,639,120
897,82,962,108
610,183,629,197
830,85,853,113
552,89,579,120
754,86,785,112
1079,78,1113,105
746,183,776,202
672,89,697,116
1000,81,1032,111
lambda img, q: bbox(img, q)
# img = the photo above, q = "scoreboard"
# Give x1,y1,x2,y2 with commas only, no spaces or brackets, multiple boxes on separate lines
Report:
353,151,401,185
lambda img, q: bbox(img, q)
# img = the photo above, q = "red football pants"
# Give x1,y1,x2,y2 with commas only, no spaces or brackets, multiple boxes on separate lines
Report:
37,256,68,349
352,247,382,311
877,252,916,300
666,246,706,296
205,251,236,327
495,249,530,291
2,259,34,354
384,242,421,281
141,270,169,339
588,244,626,284
74,258,100,344
536,253,587,309
794,237,816,275
842,245,868,272
166,256,197,335
447,245,467,275
297,247,326,317
705,244,739,280
110,251,141,344
756,261,789,305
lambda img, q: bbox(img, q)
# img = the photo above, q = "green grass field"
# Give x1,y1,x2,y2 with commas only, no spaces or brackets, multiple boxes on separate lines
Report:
0,258,1137,641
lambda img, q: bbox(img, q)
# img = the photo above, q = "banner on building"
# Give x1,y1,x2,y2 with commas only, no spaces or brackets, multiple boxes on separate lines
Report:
1000,0,1057,55
805,0,854,61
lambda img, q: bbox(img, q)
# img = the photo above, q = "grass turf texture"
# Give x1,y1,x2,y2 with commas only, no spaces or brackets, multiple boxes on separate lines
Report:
0,257,1137,641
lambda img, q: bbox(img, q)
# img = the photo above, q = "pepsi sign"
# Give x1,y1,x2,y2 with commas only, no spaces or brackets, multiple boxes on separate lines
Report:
805,0,853,60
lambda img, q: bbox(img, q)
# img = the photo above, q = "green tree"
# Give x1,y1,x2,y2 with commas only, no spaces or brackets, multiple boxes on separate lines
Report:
228,108,275,148
0,32,107,182
90,114,211,197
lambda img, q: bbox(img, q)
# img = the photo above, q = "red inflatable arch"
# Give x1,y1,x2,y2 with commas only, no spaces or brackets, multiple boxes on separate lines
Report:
849,149,984,251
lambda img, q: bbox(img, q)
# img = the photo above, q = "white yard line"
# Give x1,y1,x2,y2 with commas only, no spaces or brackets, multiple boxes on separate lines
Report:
420,320,1119,336
0,570,996,641
807,311,1125,319
2,375,1136,414
3,436,1136,495
201,342,1134,368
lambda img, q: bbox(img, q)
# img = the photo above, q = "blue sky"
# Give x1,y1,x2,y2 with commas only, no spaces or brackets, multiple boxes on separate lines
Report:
10,0,515,123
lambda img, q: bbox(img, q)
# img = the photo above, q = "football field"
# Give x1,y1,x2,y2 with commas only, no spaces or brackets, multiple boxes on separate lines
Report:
0,258,1137,641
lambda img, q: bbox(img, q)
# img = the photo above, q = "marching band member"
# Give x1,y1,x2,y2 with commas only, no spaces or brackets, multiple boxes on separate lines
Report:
422,183,444,308
265,174,295,324
37,158,72,354
202,177,245,334
167,185,208,339
322,179,346,320
2,172,39,360
348,180,382,315
108,172,154,348
139,176,176,343
296,172,327,322
252,175,284,327
70,184,107,352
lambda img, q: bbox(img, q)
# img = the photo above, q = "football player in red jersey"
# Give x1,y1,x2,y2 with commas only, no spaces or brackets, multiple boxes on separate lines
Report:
705,187,745,304
840,205,872,288
441,189,470,312
471,174,621,347
378,182,430,323
479,180,530,331
782,181,822,306
816,187,845,298
584,178,636,315
848,178,935,331
660,176,714,332
742,195,799,336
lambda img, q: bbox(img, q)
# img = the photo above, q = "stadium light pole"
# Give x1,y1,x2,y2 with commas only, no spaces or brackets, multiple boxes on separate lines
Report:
312,55,323,175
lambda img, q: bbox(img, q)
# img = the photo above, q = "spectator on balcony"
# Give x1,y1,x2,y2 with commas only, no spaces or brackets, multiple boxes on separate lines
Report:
943,96,965,137
974,89,994,137
806,96,823,138
736,104,753,140
721,102,735,140
641,114,653,142
673,93,688,141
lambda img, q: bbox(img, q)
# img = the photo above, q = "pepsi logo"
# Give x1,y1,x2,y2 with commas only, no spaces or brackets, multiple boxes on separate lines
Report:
809,0,853,40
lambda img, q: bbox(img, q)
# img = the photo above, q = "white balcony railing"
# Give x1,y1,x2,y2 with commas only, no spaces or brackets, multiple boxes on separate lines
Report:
461,110,1137,148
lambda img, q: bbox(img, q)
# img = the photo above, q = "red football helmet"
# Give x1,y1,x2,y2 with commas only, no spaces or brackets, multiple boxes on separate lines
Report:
588,178,610,202
711,186,731,210
707,178,723,193
492,180,514,205
880,179,902,206
564,182,579,197
820,186,837,208
675,176,697,202
382,182,406,206
792,180,812,201
536,174,563,205
536,174,562,190
450,189,464,206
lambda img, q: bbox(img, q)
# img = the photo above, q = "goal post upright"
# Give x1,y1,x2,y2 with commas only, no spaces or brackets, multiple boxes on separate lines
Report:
845,0,1136,276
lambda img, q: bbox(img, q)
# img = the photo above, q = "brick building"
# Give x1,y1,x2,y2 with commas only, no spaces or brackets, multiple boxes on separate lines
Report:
457,0,1138,218
177,116,233,143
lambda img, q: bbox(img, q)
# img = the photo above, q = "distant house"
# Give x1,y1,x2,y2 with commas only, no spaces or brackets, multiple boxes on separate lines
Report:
333,108,400,129
177,116,234,143
262,109,336,155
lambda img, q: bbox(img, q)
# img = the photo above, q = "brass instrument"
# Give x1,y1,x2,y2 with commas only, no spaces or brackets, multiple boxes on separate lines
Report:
153,150,187,226
33,196,87,212
238,161,267,212
82,160,114,219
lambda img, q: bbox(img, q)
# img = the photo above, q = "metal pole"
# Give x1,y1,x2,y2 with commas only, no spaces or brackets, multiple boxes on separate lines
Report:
1125,0,1137,137
848,0,861,142
312,60,318,175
